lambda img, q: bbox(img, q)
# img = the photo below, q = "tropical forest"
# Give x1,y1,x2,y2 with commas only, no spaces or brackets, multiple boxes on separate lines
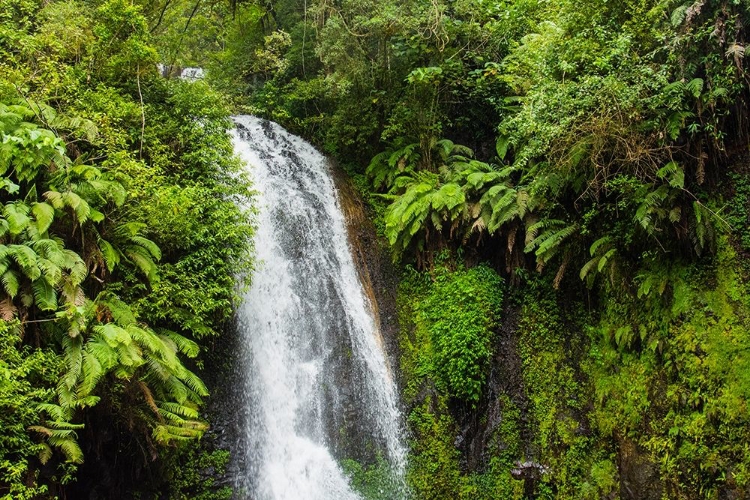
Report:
0,0,749,499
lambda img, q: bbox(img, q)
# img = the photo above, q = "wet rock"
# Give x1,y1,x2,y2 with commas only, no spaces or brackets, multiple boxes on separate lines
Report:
618,438,662,500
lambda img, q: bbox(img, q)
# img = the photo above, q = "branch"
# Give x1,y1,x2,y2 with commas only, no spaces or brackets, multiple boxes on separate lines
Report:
136,64,146,159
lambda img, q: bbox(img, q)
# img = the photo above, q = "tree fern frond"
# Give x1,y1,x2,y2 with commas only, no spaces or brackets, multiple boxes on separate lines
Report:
130,236,162,261
93,323,132,348
4,202,31,235
125,247,159,283
31,278,57,311
524,219,566,252
158,401,200,420
161,330,200,358
97,238,120,272
10,244,41,281
2,269,20,297
32,202,55,234
61,334,83,395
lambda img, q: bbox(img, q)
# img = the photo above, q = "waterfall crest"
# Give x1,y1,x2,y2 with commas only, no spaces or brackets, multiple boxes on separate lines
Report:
231,116,407,500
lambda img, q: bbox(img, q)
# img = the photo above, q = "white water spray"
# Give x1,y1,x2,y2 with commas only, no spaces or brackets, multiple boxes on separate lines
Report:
231,116,407,500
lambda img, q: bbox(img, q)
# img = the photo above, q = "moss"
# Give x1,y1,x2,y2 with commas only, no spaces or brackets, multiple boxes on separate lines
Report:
406,396,464,500
397,261,517,499
586,237,750,497
341,455,403,500
164,446,233,500
514,288,617,499
394,227,750,500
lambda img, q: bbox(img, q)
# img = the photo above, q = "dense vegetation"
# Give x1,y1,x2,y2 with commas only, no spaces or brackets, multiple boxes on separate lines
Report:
0,0,252,498
204,0,750,498
3,0,750,498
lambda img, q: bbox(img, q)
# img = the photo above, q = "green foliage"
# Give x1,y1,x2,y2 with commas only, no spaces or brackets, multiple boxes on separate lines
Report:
405,396,464,500
341,456,403,500
165,446,233,500
398,261,502,403
420,265,503,403
515,288,618,499
588,240,750,497
397,261,518,499
0,321,61,500
0,0,253,496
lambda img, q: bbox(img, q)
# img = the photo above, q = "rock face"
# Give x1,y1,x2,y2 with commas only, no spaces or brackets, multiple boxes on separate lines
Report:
618,438,663,500
331,166,403,389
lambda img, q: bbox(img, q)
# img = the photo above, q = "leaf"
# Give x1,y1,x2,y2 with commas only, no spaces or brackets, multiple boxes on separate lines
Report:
496,136,510,160
79,349,105,397
32,278,57,311
4,202,30,235
589,236,612,256
126,246,159,283
130,236,162,261
597,248,617,272
657,161,684,189
2,270,20,297
685,78,704,98
671,4,689,26
32,202,55,234
98,238,120,272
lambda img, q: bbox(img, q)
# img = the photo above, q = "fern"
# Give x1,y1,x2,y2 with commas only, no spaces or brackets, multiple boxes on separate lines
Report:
656,161,685,189
525,219,579,270
10,244,41,281
61,335,83,404
31,202,55,234
31,278,57,311
2,269,20,297
97,238,120,272
161,330,200,358
4,202,31,235
130,236,162,260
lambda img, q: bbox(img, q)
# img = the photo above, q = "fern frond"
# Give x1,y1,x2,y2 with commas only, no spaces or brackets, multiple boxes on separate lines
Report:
2,269,20,297
32,202,55,234
97,238,120,272
161,330,200,358
126,246,159,283
31,278,57,311
130,236,162,261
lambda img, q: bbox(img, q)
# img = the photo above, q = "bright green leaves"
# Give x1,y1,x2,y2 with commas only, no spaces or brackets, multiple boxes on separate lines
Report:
373,139,536,262
51,292,210,448
0,240,85,312
30,404,85,465
0,104,67,182
0,100,177,471
31,202,55,234
5,203,31,236
0,321,62,496
0,1,255,495
414,264,504,404
31,279,57,311
524,219,578,272
96,222,161,281
366,143,421,191
384,174,466,253
580,236,617,285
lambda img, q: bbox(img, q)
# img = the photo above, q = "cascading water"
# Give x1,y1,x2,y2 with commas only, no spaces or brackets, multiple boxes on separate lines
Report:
231,116,408,500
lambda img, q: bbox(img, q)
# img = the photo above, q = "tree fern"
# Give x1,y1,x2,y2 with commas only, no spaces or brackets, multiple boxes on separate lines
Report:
580,236,617,286
31,278,57,311
31,202,55,234
5,202,31,235
525,219,579,270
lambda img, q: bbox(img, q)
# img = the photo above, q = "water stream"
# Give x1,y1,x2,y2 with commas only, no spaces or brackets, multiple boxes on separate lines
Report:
231,116,407,500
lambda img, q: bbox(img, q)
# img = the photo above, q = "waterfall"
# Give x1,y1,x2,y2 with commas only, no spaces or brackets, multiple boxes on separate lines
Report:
231,116,408,500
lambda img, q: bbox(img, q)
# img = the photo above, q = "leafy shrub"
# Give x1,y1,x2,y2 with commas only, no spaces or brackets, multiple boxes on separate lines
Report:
419,264,503,403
